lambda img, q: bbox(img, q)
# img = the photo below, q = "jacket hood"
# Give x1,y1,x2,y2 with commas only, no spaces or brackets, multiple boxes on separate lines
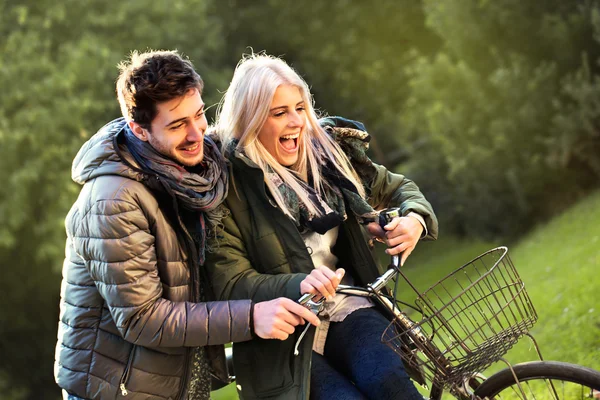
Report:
72,118,143,185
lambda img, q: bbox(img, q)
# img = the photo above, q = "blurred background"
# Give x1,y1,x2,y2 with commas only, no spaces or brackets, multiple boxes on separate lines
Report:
1,0,599,398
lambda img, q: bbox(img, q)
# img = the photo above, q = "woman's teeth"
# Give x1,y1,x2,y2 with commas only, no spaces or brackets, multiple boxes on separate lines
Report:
279,134,299,151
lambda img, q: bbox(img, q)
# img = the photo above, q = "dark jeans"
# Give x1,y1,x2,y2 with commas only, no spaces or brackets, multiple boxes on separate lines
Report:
310,307,424,400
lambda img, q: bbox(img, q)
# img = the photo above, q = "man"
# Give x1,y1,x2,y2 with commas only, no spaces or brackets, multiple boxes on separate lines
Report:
54,50,320,400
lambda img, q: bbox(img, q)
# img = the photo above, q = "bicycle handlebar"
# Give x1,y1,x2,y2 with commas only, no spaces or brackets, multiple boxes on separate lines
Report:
298,207,402,308
294,208,418,356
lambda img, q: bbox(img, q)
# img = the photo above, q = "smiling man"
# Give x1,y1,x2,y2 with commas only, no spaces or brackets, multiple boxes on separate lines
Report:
54,50,320,400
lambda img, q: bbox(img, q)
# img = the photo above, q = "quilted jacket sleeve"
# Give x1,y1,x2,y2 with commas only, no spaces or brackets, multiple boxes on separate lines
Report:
69,181,252,347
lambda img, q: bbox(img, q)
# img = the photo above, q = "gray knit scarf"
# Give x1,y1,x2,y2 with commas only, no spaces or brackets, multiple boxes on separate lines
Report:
124,127,229,263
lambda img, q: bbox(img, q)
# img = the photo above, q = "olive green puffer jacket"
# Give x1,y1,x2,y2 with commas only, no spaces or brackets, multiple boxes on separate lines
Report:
206,122,438,400
55,119,254,399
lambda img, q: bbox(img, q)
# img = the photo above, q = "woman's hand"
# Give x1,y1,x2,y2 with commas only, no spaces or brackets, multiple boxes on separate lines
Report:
366,215,424,266
300,266,345,300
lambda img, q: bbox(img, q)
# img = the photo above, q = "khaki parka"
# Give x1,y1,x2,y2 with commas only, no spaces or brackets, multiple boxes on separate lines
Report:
54,119,254,399
206,121,438,400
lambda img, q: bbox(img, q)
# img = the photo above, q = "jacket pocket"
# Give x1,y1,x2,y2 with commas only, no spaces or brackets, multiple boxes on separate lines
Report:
233,338,295,397
116,345,135,398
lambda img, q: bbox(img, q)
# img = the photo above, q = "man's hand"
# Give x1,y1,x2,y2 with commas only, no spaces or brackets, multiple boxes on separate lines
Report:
299,266,345,301
253,298,321,340
366,216,424,266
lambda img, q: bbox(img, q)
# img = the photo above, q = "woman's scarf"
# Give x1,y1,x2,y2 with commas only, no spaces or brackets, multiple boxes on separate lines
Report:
230,129,378,234
267,156,378,234
124,127,229,263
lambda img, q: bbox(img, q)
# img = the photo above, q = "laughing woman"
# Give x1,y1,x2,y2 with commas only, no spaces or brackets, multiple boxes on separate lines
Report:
206,54,438,400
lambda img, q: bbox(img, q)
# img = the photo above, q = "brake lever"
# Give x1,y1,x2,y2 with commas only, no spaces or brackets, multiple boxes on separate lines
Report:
298,292,325,314
295,293,325,356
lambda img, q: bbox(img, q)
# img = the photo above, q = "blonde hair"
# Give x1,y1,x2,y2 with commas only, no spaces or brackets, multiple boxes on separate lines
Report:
216,54,365,219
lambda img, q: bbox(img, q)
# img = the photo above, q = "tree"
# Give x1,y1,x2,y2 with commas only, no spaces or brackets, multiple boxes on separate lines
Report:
212,0,441,164
0,1,226,397
399,0,600,237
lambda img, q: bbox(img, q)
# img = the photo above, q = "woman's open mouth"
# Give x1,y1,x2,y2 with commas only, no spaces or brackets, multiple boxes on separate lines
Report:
279,133,299,153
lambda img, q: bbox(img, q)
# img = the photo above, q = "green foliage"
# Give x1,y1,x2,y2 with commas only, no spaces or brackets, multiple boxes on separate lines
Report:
551,51,600,179
0,372,26,400
212,0,442,163
0,0,227,397
400,0,600,237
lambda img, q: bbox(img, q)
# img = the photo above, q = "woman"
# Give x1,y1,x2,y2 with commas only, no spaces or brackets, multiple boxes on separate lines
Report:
206,54,438,400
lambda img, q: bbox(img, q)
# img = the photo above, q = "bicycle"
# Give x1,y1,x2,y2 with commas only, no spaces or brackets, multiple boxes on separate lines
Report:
297,208,600,399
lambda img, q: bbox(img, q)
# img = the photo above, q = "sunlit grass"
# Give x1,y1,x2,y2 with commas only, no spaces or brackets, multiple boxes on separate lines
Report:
212,377,237,399
394,191,600,398
500,191,600,371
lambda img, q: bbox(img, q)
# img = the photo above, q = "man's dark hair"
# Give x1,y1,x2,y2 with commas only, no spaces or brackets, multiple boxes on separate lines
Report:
116,50,204,130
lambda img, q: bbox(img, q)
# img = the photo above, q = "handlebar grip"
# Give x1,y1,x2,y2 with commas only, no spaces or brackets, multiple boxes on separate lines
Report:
379,208,402,269
379,207,401,229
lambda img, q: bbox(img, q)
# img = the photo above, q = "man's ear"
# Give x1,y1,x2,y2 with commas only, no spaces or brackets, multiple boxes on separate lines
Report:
128,121,149,142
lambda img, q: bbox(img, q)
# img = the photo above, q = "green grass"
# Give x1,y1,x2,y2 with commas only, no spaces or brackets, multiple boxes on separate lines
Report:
501,191,600,371
404,191,600,368
214,191,600,399
212,382,237,399
397,191,600,398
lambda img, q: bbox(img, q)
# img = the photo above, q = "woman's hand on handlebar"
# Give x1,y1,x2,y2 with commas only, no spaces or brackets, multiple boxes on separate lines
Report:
300,266,345,301
366,215,424,266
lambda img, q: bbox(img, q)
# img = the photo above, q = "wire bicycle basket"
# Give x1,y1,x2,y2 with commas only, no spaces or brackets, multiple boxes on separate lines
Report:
382,247,538,390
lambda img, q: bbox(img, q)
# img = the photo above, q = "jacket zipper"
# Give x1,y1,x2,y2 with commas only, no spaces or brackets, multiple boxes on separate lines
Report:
119,346,135,396
149,177,196,400
174,203,198,400
175,348,192,400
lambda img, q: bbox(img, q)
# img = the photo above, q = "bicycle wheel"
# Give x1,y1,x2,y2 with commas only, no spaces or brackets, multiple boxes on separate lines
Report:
474,361,600,399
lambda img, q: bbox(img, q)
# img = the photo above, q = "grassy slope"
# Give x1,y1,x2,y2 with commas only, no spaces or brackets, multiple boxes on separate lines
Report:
401,191,600,400
499,190,600,370
214,191,600,399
